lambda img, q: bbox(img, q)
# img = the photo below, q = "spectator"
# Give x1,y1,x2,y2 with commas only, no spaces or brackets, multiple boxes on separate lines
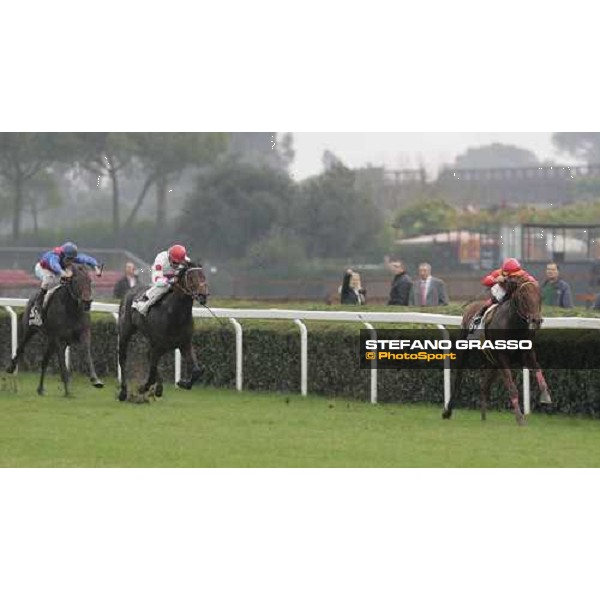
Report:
113,261,140,300
409,262,449,307
340,268,366,305
387,259,412,306
541,263,573,308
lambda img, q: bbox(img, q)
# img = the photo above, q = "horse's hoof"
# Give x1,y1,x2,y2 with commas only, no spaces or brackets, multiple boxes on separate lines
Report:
155,384,163,397
37,387,44,396
516,415,527,426
441,410,452,420
6,363,16,374
91,378,104,389
177,380,192,390
118,389,128,402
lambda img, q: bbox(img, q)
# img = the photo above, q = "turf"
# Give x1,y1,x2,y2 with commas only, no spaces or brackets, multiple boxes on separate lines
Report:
1,373,600,467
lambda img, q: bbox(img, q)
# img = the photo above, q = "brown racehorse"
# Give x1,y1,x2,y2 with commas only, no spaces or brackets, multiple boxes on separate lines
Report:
442,276,551,425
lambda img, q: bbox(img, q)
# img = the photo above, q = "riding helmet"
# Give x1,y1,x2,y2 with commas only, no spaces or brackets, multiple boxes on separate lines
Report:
168,244,189,264
502,257,521,274
62,242,79,259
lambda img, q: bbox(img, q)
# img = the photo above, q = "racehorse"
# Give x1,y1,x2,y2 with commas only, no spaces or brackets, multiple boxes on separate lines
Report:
6,263,104,396
117,261,208,402
442,276,551,425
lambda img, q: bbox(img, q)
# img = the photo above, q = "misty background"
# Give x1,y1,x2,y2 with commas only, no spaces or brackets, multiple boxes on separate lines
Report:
1,132,600,302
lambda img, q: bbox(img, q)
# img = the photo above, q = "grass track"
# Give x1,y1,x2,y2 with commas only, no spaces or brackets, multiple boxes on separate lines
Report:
1,374,600,467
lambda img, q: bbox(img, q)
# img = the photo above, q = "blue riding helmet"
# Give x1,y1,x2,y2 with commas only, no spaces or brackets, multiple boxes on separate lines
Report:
62,242,79,259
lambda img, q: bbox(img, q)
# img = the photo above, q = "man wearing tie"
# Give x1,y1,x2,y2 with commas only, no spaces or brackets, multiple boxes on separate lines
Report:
409,262,449,307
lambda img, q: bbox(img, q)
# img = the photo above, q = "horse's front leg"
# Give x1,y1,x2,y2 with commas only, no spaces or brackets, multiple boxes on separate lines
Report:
6,318,38,374
524,350,551,405
498,364,525,425
81,325,103,388
56,341,72,397
154,369,163,398
177,341,202,390
37,341,56,396
139,348,161,394
118,327,134,401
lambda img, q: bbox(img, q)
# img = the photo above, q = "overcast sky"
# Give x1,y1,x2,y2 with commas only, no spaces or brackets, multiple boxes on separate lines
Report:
289,133,571,180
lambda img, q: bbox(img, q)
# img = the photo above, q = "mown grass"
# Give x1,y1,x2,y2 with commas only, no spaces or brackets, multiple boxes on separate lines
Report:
1,374,600,467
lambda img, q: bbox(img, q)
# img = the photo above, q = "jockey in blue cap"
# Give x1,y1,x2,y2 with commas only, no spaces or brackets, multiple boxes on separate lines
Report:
31,242,102,325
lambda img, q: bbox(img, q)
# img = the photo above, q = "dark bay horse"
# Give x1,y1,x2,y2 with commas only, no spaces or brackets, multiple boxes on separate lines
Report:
442,276,551,425
117,262,208,402
6,263,104,396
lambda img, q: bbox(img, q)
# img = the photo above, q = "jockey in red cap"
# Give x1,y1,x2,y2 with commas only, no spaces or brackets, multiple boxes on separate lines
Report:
133,244,191,316
470,258,537,331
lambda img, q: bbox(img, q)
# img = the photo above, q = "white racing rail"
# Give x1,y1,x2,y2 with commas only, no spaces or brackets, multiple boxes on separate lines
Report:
2,297,599,414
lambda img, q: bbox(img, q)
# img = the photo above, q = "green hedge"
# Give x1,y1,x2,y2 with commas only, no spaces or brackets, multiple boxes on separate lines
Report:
2,313,600,417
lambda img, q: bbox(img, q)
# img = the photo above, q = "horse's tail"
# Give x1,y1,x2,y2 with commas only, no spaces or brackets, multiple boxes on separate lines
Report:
118,292,135,333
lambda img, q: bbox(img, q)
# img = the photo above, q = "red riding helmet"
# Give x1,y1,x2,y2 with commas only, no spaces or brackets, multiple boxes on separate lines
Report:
168,244,189,265
502,257,522,274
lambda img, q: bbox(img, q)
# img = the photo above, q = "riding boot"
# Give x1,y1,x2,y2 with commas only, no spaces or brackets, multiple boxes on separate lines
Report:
470,299,494,333
31,288,47,325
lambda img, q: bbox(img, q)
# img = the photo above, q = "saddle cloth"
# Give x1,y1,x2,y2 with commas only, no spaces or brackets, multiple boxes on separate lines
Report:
467,303,498,339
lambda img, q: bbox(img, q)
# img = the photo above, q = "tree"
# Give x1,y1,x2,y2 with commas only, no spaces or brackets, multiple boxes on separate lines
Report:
552,132,600,164
246,225,307,272
292,161,384,259
0,133,71,241
27,168,63,234
178,158,296,259
74,133,134,236
128,133,227,229
228,132,294,171
452,143,540,169
393,198,457,237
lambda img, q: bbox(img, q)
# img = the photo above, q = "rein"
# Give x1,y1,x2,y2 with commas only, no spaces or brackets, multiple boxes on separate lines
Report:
173,267,206,298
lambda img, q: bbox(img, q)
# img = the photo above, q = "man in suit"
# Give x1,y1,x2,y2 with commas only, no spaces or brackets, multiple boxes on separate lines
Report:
387,259,412,306
409,262,449,307
113,261,140,300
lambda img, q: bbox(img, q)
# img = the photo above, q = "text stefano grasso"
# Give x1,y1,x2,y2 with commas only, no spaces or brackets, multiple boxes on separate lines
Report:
364,339,533,351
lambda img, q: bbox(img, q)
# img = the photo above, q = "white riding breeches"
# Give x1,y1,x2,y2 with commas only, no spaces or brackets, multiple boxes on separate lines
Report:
490,283,506,302
135,282,171,315
35,262,60,290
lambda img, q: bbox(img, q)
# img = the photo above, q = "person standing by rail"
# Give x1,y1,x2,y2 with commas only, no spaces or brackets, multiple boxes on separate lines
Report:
339,268,366,305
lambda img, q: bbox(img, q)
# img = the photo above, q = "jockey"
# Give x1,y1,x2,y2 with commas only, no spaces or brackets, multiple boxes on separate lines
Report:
31,242,102,325
134,244,191,316
470,257,537,331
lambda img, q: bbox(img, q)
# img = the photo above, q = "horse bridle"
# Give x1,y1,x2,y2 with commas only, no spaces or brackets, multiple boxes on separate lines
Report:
173,267,208,303
512,280,543,327
59,271,89,307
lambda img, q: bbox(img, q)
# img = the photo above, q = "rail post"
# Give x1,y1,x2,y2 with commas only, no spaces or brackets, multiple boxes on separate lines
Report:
294,319,308,396
229,318,243,391
4,306,18,373
112,312,121,383
363,322,377,404
523,368,531,415
436,324,451,408
174,349,182,384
